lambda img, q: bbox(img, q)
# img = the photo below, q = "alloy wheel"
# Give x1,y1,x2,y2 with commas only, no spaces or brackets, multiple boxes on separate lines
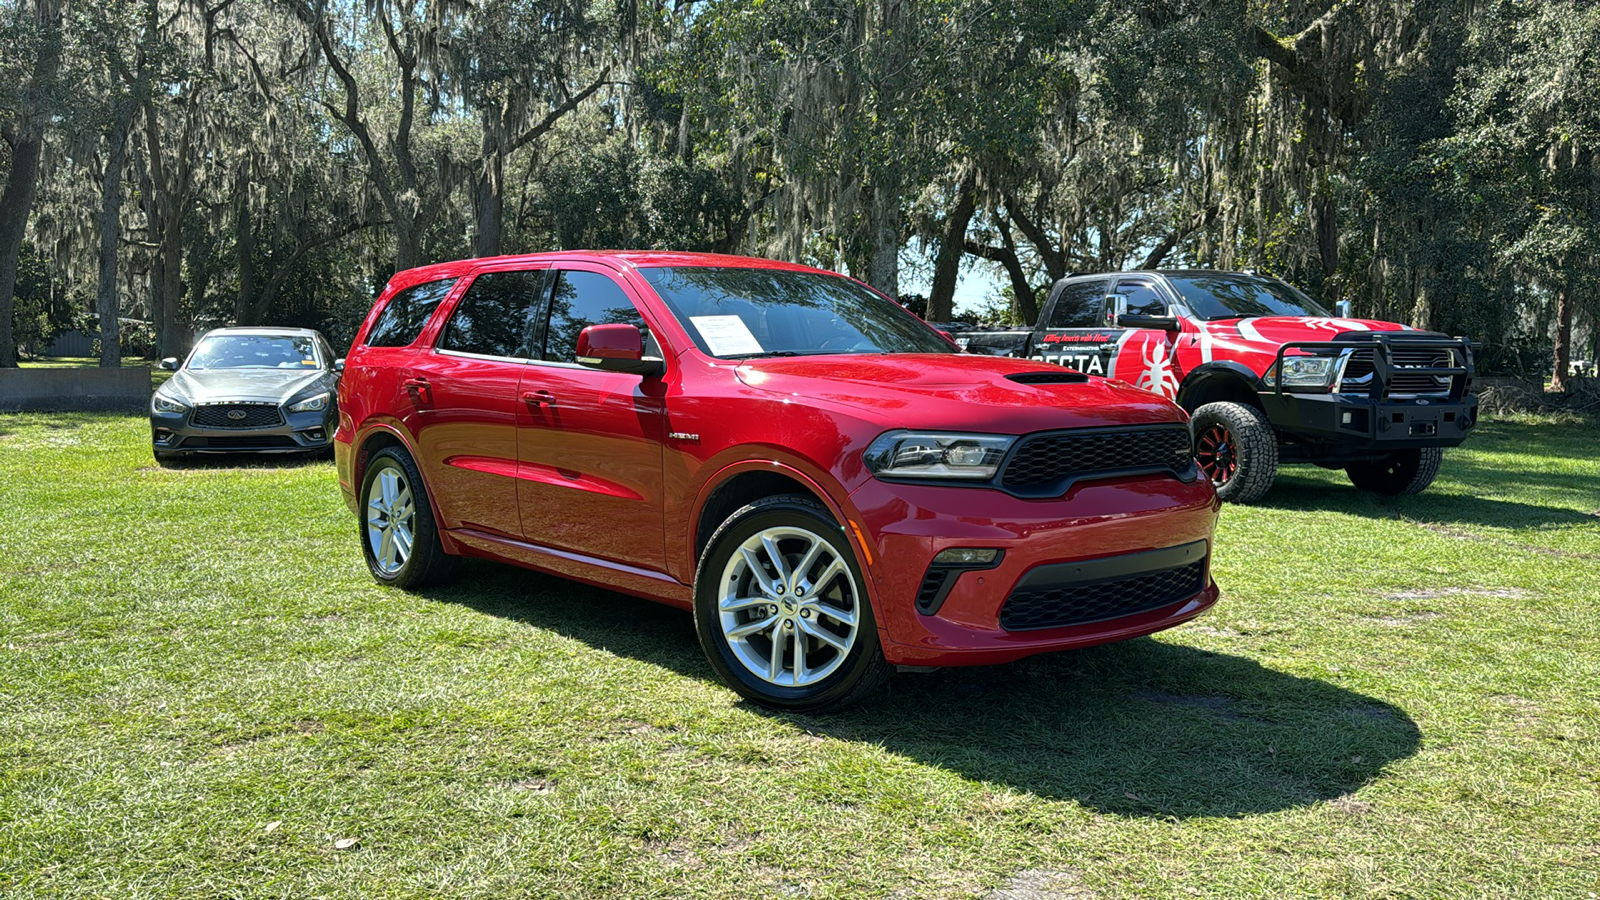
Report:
716,525,860,687
1195,423,1237,486
366,466,416,575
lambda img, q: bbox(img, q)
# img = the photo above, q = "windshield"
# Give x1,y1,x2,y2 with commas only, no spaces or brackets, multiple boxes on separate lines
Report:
1169,275,1331,320
187,334,322,370
639,267,954,358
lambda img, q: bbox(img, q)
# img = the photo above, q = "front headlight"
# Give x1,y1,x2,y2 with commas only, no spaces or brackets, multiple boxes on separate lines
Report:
287,392,330,413
152,394,187,414
863,431,1014,481
1264,355,1338,389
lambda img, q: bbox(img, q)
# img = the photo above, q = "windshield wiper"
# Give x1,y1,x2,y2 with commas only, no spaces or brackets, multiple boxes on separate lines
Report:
723,350,838,360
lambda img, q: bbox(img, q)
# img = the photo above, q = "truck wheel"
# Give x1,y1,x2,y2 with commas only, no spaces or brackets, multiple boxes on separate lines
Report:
1346,448,1444,496
1191,402,1278,504
359,446,458,589
694,495,890,713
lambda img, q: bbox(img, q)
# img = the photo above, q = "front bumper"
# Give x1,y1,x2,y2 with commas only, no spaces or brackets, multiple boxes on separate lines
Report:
151,404,337,455
1259,391,1478,450
850,474,1220,667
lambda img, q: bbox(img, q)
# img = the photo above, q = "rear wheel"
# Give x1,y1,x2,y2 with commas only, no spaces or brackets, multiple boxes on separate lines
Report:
1191,401,1278,504
694,495,889,712
360,446,457,589
1346,447,1443,496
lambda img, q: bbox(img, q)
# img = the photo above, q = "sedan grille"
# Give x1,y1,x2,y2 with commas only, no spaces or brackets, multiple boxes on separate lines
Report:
190,404,284,429
999,425,1194,495
999,558,1208,631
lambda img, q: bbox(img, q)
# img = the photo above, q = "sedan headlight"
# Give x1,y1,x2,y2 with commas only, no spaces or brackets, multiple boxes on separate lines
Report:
152,394,187,414
863,431,1014,481
1264,355,1339,390
287,392,330,413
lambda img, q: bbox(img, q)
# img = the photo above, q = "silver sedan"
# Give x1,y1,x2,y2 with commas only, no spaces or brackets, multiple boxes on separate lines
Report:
150,327,342,461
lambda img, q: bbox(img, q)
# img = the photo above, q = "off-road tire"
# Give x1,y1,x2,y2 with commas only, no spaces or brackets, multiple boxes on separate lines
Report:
359,445,458,589
694,495,890,712
1190,401,1279,504
1346,447,1444,496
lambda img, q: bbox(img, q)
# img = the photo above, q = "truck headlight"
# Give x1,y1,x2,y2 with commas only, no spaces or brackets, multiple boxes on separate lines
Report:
1265,356,1338,389
288,392,330,413
152,394,187,414
864,431,1014,480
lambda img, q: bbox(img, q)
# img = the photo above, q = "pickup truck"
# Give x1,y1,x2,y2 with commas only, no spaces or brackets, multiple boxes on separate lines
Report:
950,270,1478,503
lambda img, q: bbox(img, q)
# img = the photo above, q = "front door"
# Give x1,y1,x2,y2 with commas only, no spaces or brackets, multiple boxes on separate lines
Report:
1106,276,1185,400
517,265,668,571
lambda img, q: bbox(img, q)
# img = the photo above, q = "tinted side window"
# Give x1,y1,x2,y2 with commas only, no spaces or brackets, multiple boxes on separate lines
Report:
440,270,549,358
365,278,457,348
1048,280,1110,329
542,270,645,363
1115,281,1168,317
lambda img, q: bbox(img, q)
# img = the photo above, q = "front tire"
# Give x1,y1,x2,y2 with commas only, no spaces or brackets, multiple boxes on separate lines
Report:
694,495,889,712
359,446,457,589
1191,401,1279,504
1346,447,1443,496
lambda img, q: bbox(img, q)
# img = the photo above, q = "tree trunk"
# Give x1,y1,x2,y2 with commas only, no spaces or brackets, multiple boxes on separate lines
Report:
999,221,1039,325
927,169,977,323
1551,284,1573,393
866,177,900,298
0,132,46,369
474,154,503,258
235,161,258,325
0,0,63,368
97,113,132,368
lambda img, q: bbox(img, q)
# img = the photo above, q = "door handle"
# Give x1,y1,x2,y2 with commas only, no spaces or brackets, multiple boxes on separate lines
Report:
403,376,432,405
521,390,556,408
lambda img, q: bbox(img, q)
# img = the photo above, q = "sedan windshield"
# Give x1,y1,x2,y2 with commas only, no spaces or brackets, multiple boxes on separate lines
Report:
188,334,321,370
639,267,954,359
1169,275,1330,321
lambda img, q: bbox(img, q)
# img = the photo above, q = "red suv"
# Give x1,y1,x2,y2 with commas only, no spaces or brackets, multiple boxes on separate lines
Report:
336,252,1221,711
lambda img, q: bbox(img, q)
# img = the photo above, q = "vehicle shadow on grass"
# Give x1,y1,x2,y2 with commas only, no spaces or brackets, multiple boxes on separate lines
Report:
1259,472,1594,530
430,561,1421,819
151,452,331,471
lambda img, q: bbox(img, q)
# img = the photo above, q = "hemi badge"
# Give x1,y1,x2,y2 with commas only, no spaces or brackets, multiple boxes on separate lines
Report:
669,432,700,442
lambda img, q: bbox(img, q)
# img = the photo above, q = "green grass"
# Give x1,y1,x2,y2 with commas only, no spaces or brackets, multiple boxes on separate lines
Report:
1,414,1597,898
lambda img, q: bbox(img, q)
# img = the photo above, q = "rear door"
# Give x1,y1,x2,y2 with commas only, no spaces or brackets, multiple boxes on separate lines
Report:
516,265,668,571
1029,278,1121,376
408,267,549,538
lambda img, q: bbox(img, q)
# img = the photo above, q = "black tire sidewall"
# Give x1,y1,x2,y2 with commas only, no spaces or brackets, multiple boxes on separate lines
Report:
1191,401,1278,504
358,446,445,588
694,498,882,711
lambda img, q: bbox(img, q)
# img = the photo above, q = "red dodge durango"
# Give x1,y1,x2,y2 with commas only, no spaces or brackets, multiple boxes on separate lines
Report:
335,251,1221,711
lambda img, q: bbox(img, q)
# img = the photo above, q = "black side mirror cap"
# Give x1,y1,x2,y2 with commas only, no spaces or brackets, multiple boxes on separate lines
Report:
1116,314,1182,331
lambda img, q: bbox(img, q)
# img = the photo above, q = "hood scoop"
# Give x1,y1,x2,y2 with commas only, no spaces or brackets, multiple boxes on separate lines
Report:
1006,371,1089,385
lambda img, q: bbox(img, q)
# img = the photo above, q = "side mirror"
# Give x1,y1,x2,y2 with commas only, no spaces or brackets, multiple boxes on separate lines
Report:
575,324,664,377
1116,313,1182,331
159,357,179,371
334,357,346,372
1336,300,1353,319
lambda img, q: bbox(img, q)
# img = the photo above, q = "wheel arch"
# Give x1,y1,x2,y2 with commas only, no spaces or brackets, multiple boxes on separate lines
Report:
692,465,837,564
1177,363,1264,414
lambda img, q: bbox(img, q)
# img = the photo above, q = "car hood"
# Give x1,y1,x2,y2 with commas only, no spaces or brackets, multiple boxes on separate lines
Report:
734,354,1183,433
1205,316,1415,347
164,368,328,404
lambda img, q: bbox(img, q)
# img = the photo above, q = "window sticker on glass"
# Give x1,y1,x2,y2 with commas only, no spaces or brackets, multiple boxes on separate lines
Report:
690,315,764,356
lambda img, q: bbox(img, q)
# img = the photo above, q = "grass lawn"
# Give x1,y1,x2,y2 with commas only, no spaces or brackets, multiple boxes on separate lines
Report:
16,357,172,390
1,414,1596,897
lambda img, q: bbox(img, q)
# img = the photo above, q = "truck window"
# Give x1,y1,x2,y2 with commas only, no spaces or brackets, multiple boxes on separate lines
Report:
1115,280,1168,318
1048,280,1110,329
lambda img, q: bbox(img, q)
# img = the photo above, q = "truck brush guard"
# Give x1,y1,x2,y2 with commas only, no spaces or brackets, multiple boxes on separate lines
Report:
1271,334,1474,402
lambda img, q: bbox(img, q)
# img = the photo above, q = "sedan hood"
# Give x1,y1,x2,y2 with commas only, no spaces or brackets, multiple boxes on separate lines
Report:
734,354,1183,433
165,368,327,404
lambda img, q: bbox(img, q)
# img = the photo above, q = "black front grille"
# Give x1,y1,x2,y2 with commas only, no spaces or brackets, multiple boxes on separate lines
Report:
191,404,284,429
179,435,299,449
999,558,1207,631
1341,349,1455,396
999,426,1193,494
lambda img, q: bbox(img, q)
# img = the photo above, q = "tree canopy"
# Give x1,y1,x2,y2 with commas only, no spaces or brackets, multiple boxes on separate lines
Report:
0,0,1594,380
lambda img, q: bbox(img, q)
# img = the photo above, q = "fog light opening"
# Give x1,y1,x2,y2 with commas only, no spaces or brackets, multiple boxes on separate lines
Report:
933,547,1001,566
